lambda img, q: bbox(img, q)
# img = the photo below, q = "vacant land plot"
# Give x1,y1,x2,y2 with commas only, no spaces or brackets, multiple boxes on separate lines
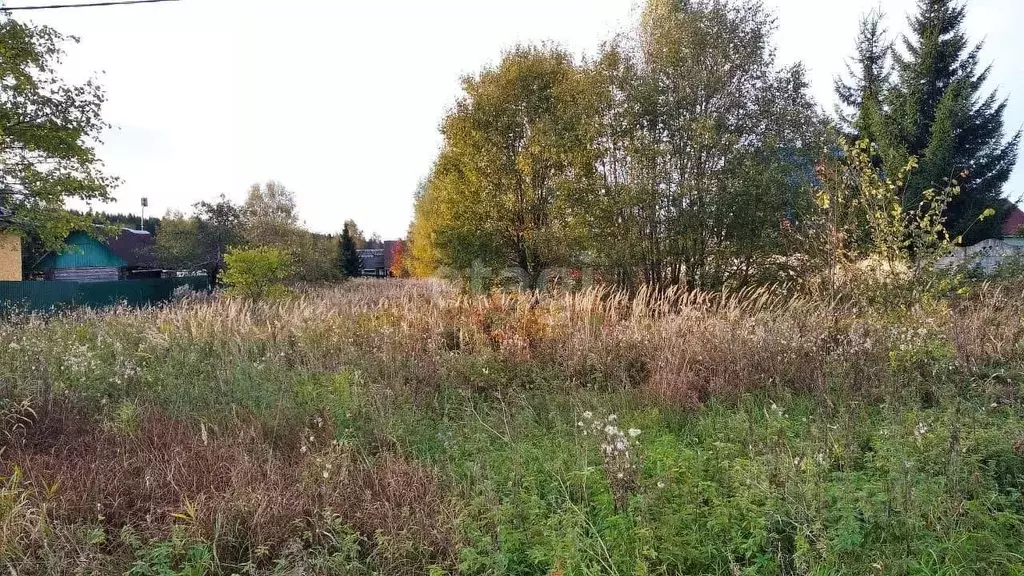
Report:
2,280,1024,575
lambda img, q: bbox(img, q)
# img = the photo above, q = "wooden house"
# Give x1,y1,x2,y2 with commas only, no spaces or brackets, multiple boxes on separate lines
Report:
36,228,161,282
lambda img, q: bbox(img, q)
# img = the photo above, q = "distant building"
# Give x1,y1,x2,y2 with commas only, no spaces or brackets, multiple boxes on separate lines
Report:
938,205,1024,273
1002,204,1024,237
36,228,162,282
356,240,400,277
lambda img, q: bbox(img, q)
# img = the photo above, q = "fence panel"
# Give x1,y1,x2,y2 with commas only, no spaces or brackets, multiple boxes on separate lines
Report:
0,276,211,313
0,281,78,311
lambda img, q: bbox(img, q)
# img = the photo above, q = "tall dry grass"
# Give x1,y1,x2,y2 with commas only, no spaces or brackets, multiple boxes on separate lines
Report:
1,278,1018,408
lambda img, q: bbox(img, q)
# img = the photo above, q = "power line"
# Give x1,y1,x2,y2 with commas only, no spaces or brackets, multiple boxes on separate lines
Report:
1,0,178,11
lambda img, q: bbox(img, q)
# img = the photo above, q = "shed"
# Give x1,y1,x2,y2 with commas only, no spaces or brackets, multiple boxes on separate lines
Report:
36,228,161,282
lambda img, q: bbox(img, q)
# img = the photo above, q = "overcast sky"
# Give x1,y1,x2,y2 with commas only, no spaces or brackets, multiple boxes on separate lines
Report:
9,0,1023,238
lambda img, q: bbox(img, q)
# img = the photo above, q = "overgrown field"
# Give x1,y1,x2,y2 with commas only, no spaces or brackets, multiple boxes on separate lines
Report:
2,280,1024,575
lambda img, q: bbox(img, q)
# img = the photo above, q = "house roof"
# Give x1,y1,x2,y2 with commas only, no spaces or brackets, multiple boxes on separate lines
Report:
357,241,402,272
107,228,158,267
1002,205,1024,237
357,248,386,270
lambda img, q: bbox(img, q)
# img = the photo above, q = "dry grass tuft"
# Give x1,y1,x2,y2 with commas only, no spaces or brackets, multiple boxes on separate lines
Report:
948,283,1024,369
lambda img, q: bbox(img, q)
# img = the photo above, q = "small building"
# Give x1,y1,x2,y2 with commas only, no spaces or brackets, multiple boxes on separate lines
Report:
36,228,161,282
0,233,21,281
356,248,388,277
356,240,400,277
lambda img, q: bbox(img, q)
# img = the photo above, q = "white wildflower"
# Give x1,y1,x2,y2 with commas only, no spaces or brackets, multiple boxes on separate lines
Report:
627,428,641,438
582,411,593,419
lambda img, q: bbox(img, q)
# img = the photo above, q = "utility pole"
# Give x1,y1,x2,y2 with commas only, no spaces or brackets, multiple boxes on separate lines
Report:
140,197,148,231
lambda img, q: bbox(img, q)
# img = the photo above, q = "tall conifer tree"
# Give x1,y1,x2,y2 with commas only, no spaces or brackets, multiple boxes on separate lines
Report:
338,226,362,278
887,0,1020,242
835,9,891,147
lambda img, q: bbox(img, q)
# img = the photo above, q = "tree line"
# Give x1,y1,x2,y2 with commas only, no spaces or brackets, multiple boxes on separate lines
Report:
156,181,389,285
0,1,1016,291
407,0,1020,290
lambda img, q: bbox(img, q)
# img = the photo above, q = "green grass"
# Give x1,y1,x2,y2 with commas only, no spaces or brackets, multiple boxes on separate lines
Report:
376,389,1024,575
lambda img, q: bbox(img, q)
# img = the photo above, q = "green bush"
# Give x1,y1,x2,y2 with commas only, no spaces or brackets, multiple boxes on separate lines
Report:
222,246,293,301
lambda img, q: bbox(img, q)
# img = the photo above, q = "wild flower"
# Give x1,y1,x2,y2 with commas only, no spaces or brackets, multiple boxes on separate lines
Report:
579,411,641,511
914,422,929,442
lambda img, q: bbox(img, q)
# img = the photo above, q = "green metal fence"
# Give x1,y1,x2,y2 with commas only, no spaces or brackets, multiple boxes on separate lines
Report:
0,276,211,312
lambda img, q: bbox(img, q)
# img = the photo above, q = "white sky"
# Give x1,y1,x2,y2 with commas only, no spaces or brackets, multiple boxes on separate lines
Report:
9,0,1024,238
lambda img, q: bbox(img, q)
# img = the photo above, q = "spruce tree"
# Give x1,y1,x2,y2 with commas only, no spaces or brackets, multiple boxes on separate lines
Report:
835,8,891,146
338,227,362,278
887,0,1020,243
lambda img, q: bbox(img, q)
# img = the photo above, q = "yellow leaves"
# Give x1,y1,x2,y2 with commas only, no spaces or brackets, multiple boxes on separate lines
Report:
815,190,831,210
170,499,200,525
824,138,955,272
